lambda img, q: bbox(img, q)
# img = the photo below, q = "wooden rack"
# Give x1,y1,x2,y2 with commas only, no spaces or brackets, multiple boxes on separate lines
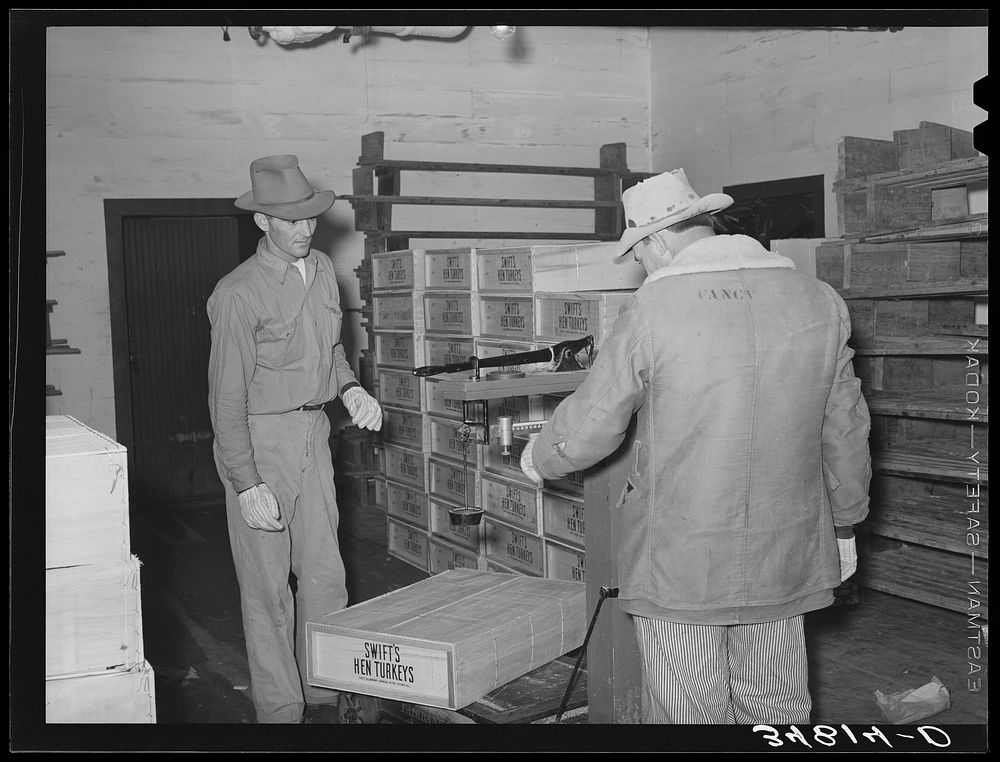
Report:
46,249,81,397
344,131,652,256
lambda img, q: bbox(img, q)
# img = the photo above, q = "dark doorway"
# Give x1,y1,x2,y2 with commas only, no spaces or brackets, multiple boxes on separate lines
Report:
717,175,825,249
105,199,259,508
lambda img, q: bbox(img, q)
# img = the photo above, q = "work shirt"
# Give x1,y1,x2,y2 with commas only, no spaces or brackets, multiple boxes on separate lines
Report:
207,237,358,492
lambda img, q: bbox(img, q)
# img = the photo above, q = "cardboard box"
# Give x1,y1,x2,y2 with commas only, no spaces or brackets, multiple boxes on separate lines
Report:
306,569,586,709
386,516,430,572
46,660,156,723
45,415,130,569
46,555,144,678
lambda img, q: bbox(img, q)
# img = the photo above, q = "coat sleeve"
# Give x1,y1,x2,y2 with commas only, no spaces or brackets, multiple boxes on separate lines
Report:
531,297,648,479
207,286,262,493
821,288,872,531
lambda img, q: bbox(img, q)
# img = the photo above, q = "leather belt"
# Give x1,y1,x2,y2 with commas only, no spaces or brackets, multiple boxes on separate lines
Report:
296,403,326,411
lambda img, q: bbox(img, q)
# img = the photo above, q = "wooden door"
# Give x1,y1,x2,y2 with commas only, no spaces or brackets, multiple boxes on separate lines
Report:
106,200,259,508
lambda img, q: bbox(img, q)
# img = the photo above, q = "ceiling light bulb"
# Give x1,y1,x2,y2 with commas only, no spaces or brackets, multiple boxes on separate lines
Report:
490,25,516,40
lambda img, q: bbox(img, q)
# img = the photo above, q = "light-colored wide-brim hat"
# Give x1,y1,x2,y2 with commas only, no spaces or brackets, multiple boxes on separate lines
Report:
235,154,336,220
613,169,733,262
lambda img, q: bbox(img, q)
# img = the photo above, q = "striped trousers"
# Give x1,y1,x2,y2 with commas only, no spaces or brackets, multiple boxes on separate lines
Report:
632,615,811,724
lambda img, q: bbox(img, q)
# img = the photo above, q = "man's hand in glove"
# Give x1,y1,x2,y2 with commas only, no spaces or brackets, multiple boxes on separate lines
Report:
237,482,284,532
837,537,857,582
520,433,543,485
342,386,383,431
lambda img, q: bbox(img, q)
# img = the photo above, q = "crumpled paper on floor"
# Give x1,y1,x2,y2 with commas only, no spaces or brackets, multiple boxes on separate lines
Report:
874,675,951,724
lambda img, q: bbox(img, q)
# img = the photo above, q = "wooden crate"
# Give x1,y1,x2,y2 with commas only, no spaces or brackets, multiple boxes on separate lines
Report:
424,377,467,422
428,415,481,468
534,291,632,347
46,555,144,678
894,122,978,170
380,444,427,492
483,518,546,577
423,292,477,336
480,471,543,535
45,660,156,723
45,415,130,569
384,478,431,530
530,242,646,292
427,457,478,507
381,406,427,453
428,499,485,553
373,330,424,371
423,247,475,290
541,490,586,549
371,291,423,331
545,539,586,584
306,569,586,709
478,294,535,342
476,247,535,293
428,537,484,574
386,516,430,572
375,367,424,412
424,335,476,369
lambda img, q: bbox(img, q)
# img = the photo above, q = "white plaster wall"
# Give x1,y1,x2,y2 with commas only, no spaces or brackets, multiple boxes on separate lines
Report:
44,25,651,438
648,26,988,238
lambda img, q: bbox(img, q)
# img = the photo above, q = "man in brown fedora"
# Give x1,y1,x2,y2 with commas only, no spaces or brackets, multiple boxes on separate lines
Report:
521,169,871,724
207,154,382,723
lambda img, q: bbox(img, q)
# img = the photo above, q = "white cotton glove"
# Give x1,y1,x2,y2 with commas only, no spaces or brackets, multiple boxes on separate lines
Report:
342,386,383,431
520,433,543,485
237,482,284,532
837,537,858,582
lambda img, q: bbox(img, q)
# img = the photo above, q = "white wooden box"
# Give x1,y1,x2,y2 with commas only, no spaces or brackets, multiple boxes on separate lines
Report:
375,367,424,412
380,443,427,492
372,249,425,291
373,330,424,370
372,291,423,331
427,457,478,507
384,478,431,530
534,290,633,347
530,242,647,292
423,292,477,336
45,415,130,569
427,537,484,574
423,247,475,290
424,377,467,421
476,246,535,292
45,660,156,723
545,540,586,583
483,518,546,577
541,490,587,549
428,499,485,553
428,415,481,468
382,406,427,453
478,294,535,341
424,335,476,369
306,569,585,709
386,516,430,572
46,555,144,678
480,471,543,535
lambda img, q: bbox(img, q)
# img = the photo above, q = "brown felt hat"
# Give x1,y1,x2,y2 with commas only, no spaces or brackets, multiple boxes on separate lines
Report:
234,154,336,219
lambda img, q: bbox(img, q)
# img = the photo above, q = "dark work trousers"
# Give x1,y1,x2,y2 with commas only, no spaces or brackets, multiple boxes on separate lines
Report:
216,408,348,724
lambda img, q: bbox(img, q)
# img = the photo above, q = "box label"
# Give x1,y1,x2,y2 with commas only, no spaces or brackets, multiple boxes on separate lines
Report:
424,294,474,335
425,250,472,290
311,632,451,703
479,296,534,340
